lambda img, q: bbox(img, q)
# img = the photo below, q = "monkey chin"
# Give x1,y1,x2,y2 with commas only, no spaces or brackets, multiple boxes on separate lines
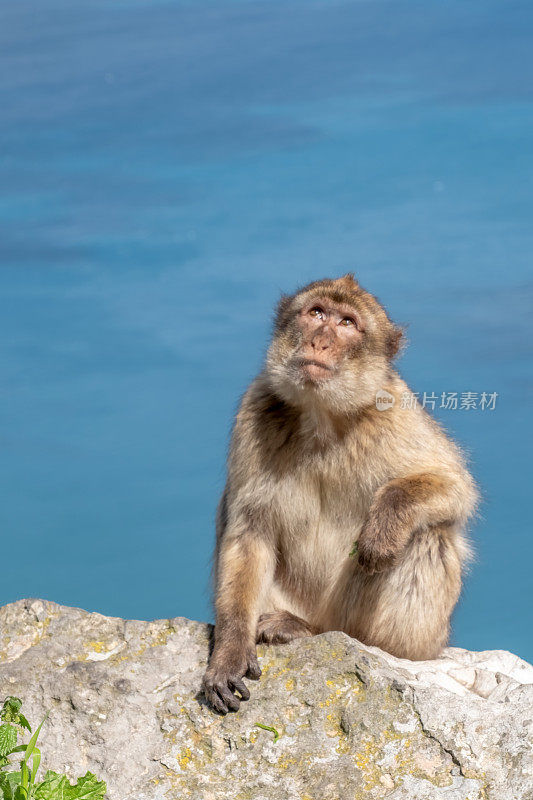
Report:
299,359,335,384
274,359,336,397
267,365,350,416
266,357,389,420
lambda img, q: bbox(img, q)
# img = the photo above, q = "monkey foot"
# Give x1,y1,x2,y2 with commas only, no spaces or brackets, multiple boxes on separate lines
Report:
256,611,316,644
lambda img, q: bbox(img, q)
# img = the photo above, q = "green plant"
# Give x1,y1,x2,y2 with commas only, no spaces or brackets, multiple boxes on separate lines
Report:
349,540,358,558
254,722,280,742
0,697,106,800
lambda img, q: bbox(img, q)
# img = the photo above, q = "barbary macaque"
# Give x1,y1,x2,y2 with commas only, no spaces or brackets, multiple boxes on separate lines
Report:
202,274,478,713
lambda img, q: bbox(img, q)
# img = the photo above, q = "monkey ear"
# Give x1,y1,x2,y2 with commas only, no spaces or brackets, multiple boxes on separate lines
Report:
340,272,357,284
386,326,404,359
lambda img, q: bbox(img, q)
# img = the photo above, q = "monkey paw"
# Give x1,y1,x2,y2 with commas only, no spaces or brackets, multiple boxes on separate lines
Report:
202,647,261,714
256,611,315,644
357,536,399,575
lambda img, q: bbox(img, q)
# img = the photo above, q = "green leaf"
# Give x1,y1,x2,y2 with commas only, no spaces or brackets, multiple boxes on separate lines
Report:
29,750,41,790
0,699,22,724
0,773,21,788
0,699,31,734
21,714,48,769
0,726,17,758
66,773,107,800
16,719,30,736
20,764,28,792
34,772,106,800
1,703,106,800
0,771,20,800
0,776,12,800
33,772,65,800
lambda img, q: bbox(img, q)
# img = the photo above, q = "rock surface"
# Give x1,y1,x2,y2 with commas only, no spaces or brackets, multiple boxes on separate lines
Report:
0,599,532,799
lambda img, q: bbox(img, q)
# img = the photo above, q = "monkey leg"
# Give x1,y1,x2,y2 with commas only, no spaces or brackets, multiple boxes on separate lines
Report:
256,611,317,644
335,524,464,661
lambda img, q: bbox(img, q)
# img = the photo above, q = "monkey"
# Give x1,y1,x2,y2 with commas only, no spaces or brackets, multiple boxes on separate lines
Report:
202,273,478,714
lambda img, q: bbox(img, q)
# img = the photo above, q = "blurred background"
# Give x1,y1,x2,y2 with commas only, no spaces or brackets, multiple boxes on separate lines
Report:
1,1,531,661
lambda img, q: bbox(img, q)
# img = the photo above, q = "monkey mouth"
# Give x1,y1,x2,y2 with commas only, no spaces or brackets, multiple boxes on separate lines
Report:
296,357,335,382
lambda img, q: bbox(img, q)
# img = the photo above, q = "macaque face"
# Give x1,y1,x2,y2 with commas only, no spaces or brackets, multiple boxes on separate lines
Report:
265,276,401,415
292,296,365,384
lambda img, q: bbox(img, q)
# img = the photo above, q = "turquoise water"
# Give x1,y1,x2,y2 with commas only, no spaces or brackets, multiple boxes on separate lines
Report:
1,1,532,660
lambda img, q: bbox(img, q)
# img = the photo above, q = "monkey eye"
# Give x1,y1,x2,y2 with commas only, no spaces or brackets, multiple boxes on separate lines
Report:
340,316,357,328
309,306,326,320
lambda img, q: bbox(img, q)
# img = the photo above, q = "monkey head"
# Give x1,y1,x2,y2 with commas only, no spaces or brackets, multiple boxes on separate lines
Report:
265,274,403,415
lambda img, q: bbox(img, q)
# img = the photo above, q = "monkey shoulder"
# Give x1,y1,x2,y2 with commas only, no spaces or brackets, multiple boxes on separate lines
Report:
232,377,302,453
350,376,473,484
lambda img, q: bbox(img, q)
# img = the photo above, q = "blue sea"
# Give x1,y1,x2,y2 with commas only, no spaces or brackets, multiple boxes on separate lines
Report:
1,0,532,662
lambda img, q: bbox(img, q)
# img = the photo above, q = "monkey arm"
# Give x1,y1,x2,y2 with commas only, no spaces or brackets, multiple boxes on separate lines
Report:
203,529,275,714
357,471,476,574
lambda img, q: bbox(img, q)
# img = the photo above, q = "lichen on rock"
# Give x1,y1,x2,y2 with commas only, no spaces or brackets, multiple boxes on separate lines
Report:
1,599,532,799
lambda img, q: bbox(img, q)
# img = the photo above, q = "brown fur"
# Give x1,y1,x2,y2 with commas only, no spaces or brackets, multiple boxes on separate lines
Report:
202,274,478,713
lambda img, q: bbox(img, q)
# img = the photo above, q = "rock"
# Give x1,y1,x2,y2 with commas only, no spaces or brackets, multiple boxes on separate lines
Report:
0,599,532,799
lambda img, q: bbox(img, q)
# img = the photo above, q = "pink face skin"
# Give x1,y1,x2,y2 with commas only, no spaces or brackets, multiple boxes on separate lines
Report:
294,297,365,382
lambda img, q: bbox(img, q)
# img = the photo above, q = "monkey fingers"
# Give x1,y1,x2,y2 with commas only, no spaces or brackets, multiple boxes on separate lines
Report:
229,677,250,700
203,671,242,714
216,681,241,713
206,685,233,715
245,651,262,680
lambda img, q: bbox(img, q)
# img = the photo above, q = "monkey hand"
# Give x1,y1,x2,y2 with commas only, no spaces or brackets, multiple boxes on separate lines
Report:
356,517,407,575
202,644,261,714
